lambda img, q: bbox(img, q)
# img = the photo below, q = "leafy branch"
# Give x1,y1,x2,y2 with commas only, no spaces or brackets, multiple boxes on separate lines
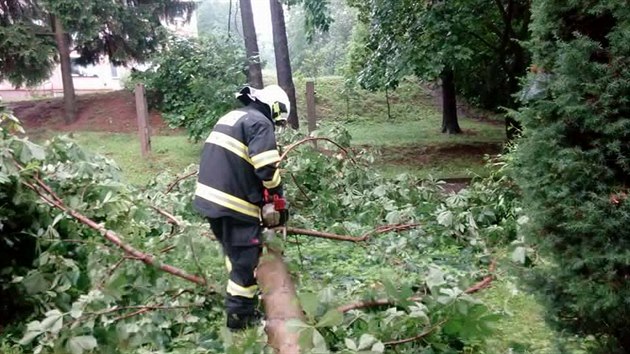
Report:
17,162,208,287
278,136,356,165
464,259,497,294
283,223,421,243
337,296,424,313
383,319,448,346
165,169,198,194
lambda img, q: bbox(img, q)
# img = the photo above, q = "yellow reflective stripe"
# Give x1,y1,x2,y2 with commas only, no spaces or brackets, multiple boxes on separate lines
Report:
195,183,260,219
251,150,281,169
227,280,258,298
225,257,232,272
262,169,281,189
206,132,252,164
216,111,246,127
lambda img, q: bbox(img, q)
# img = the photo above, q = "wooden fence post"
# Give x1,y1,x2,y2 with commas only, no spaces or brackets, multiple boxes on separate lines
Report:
135,84,151,157
306,80,317,134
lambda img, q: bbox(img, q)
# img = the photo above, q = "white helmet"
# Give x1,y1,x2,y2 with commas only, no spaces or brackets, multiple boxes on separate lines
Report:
236,85,290,126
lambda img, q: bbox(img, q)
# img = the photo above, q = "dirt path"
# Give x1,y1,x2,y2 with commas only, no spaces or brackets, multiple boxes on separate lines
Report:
376,143,504,166
9,90,174,134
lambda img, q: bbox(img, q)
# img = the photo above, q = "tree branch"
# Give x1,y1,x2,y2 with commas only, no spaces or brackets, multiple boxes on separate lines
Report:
290,172,312,202
284,223,421,243
383,319,448,346
18,167,208,286
285,226,366,242
464,259,497,294
338,260,496,314
151,206,182,226
278,137,356,165
78,304,197,324
165,170,198,194
494,0,509,25
337,296,424,313
466,31,499,51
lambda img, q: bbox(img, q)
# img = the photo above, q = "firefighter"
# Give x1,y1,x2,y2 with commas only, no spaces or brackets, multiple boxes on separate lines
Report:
194,85,290,331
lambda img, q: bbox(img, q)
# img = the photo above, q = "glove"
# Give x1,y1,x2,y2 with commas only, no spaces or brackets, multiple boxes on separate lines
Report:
262,202,280,227
261,192,289,227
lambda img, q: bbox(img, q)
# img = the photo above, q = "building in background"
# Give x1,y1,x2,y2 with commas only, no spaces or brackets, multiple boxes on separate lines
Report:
0,13,198,102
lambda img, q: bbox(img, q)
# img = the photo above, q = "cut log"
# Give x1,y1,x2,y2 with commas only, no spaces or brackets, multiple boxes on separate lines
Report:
257,247,304,353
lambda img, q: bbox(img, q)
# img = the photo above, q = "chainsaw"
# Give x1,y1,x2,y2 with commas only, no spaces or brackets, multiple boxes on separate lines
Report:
261,189,289,229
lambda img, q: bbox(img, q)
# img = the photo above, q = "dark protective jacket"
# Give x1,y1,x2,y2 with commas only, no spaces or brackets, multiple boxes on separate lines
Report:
194,104,282,223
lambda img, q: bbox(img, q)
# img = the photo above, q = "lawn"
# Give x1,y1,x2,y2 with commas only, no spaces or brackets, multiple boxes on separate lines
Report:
62,77,506,184
69,132,201,185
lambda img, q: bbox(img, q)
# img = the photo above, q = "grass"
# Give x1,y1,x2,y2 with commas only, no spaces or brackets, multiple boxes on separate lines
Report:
293,76,506,179
478,258,594,354
70,132,201,185
347,119,504,146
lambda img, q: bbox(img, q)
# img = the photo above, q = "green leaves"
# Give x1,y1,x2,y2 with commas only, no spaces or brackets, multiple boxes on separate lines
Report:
513,2,630,349
65,335,97,354
18,140,46,162
19,310,63,345
315,309,343,328
133,36,245,141
345,334,384,353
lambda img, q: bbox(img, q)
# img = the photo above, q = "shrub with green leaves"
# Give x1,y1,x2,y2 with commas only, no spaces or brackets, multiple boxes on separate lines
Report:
131,36,246,141
513,1,630,351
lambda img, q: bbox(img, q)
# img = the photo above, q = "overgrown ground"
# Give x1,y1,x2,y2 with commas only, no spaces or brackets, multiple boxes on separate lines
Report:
4,77,581,353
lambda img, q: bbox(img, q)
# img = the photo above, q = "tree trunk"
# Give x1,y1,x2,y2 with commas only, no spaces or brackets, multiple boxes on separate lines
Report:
52,15,77,124
269,0,299,129
257,247,304,353
239,0,264,89
441,67,461,134
385,86,392,120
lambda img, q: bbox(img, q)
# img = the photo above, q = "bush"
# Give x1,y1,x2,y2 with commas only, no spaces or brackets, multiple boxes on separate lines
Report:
132,36,247,141
513,1,630,351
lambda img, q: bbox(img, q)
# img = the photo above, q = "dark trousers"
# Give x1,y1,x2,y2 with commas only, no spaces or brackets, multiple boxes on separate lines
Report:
208,217,262,321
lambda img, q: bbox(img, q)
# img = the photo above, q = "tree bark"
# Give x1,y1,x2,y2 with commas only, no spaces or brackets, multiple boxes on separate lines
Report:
239,0,264,89
441,67,461,134
270,0,299,129
385,86,392,120
257,248,304,353
52,15,77,124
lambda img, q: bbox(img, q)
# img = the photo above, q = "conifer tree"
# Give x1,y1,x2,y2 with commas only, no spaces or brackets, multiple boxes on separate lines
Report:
514,1,630,351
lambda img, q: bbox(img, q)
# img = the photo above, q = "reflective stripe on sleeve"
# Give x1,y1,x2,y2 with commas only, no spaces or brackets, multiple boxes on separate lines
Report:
216,111,246,127
262,169,281,189
206,132,252,164
195,183,260,219
227,280,258,298
251,149,281,169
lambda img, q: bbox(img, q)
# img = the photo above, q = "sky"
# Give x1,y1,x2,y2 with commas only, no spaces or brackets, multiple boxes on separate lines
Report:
251,0,273,42
209,0,274,43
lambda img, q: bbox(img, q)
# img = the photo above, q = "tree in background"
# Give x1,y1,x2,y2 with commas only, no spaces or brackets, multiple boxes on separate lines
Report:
0,0,195,123
0,1,57,87
270,0,299,128
239,0,264,88
347,0,530,135
197,0,233,35
132,36,246,142
514,1,630,351
286,1,356,77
